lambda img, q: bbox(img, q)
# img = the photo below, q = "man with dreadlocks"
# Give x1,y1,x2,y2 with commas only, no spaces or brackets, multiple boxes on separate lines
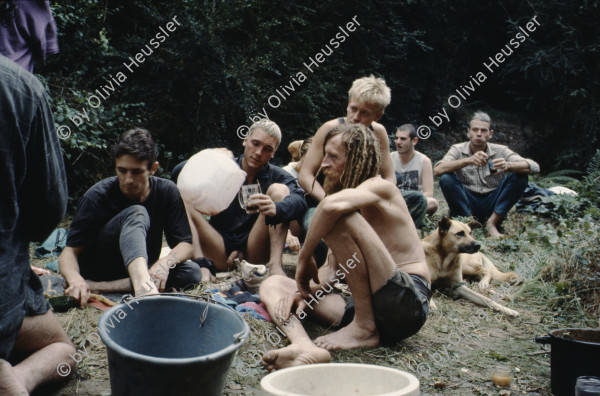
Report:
260,123,431,371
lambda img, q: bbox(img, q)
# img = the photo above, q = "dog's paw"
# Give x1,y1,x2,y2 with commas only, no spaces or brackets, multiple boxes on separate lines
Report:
478,280,490,290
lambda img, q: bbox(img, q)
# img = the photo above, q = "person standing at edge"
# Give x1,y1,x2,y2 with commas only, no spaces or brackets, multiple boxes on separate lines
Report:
0,0,59,73
0,54,75,395
434,111,540,237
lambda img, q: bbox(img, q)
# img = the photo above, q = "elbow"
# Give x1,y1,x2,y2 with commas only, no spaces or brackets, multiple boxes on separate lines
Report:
320,196,347,216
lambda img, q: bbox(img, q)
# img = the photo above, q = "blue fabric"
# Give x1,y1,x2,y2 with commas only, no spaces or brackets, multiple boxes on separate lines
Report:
440,172,528,222
208,155,308,252
34,227,68,258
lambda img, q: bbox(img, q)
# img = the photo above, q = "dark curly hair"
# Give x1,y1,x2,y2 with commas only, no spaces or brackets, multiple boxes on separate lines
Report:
110,128,158,170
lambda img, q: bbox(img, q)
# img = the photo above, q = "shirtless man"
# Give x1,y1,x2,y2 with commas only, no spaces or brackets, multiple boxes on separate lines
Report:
298,75,396,202
261,123,431,371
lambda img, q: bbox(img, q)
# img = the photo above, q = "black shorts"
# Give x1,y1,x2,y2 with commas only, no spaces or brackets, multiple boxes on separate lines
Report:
0,270,51,359
337,270,431,345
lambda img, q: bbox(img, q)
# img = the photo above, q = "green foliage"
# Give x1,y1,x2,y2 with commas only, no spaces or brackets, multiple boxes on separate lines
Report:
42,0,600,205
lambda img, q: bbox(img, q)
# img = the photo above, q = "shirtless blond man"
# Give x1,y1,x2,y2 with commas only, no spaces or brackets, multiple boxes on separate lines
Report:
261,124,431,371
298,75,396,202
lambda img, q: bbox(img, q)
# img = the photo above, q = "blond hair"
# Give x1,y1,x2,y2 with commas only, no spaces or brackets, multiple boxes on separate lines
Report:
287,140,303,161
248,119,282,147
348,75,391,112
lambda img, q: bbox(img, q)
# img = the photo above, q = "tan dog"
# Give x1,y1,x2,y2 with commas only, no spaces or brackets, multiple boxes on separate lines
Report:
422,216,519,317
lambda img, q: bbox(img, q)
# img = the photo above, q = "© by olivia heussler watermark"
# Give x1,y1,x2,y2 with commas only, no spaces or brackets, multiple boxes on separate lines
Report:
55,15,182,141
235,251,361,376
414,14,541,140
55,294,139,377
236,15,361,139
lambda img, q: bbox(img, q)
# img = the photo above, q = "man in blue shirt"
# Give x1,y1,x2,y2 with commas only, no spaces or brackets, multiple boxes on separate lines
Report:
187,120,307,276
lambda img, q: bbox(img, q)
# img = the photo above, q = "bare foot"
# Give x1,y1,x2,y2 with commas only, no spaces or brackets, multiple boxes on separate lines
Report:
314,321,379,350
0,360,28,395
486,223,504,238
200,268,216,283
262,342,330,372
135,280,159,297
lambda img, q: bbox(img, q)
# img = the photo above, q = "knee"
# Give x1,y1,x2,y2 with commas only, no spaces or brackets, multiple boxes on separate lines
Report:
439,173,458,189
122,205,150,228
427,197,439,214
509,172,529,189
185,263,204,285
266,183,290,202
259,275,289,302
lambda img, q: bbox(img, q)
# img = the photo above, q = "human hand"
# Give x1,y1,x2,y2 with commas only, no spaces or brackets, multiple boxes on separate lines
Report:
274,291,305,324
490,158,510,174
296,255,319,298
247,194,276,217
64,276,91,308
470,151,488,167
227,250,244,268
286,230,300,251
149,261,170,292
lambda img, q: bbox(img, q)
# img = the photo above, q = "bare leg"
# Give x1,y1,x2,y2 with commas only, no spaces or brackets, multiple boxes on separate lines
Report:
247,183,290,277
128,257,158,296
2,311,76,394
184,206,203,259
188,209,230,271
259,275,341,371
314,212,396,350
486,212,504,237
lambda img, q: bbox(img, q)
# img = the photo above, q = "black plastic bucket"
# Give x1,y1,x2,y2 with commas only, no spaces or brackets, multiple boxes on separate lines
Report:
535,328,600,396
98,294,249,396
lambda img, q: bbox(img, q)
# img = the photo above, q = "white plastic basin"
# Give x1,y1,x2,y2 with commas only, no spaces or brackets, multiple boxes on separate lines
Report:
261,363,420,396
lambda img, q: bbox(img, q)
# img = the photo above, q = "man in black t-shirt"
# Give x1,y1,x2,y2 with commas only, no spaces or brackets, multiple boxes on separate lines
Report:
59,129,201,306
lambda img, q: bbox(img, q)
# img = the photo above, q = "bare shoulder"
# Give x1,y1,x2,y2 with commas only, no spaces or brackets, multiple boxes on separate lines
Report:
371,121,388,136
357,176,398,198
315,118,342,137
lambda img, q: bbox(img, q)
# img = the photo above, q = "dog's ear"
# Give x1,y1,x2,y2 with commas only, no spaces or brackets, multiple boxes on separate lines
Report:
438,216,451,234
467,220,483,231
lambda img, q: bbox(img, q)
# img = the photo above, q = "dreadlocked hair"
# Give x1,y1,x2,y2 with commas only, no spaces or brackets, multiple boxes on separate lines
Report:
322,123,381,189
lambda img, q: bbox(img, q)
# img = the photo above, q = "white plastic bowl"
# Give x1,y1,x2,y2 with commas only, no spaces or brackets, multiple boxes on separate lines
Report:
261,363,420,396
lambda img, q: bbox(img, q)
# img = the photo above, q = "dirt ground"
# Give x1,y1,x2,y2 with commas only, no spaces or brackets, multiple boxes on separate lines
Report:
34,245,594,396
31,182,596,395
